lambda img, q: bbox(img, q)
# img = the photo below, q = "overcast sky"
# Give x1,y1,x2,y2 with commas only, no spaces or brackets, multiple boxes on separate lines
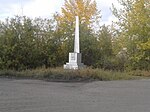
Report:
0,0,120,25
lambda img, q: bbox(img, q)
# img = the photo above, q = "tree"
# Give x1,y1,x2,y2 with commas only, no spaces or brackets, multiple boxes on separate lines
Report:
94,25,114,69
0,16,55,70
59,0,100,26
112,0,150,70
97,25,113,57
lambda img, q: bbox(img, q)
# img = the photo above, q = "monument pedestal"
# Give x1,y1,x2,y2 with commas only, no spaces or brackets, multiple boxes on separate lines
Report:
64,53,86,69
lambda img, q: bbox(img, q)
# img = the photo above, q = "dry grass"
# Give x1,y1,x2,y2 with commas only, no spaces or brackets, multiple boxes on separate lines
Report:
0,67,149,81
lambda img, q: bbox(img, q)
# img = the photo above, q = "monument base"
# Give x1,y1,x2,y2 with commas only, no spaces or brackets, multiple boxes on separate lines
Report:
64,53,86,70
64,63,85,69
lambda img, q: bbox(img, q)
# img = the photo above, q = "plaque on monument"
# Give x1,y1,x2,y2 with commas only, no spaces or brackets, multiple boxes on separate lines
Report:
71,53,75,60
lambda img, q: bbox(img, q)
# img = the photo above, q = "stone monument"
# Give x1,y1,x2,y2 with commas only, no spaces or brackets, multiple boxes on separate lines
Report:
64,16,86,69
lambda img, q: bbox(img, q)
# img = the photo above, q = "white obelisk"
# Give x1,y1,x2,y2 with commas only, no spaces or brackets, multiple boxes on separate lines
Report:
64,16,85,69
74,16,80,53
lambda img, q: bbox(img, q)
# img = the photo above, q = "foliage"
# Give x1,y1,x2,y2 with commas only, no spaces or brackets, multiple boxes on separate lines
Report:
59,0,101,26
112,0,150,70
93,25,114,69
0,16,56,70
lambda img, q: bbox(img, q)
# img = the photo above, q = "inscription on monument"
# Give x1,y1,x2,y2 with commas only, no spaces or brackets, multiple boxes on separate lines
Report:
71,53,75,60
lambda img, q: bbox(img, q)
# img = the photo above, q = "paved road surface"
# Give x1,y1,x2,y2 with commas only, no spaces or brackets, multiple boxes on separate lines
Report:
0,78,150,112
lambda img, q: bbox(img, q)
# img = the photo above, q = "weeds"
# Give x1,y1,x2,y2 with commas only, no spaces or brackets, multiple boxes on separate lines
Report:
0,67,149,81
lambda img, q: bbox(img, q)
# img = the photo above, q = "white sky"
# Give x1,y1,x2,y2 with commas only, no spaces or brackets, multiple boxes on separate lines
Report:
0,0,120,25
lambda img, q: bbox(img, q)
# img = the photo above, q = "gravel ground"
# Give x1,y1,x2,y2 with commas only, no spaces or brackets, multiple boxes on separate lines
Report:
1,78,150,112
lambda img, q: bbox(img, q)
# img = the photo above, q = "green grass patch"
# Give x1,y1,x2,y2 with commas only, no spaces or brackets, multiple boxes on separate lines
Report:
0,68,149,81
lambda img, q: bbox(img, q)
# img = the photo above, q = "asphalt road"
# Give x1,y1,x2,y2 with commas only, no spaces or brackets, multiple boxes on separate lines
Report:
1,78,150,112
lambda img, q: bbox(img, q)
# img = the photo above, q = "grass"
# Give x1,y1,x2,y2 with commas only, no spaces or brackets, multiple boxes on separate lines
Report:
0,67,149,81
